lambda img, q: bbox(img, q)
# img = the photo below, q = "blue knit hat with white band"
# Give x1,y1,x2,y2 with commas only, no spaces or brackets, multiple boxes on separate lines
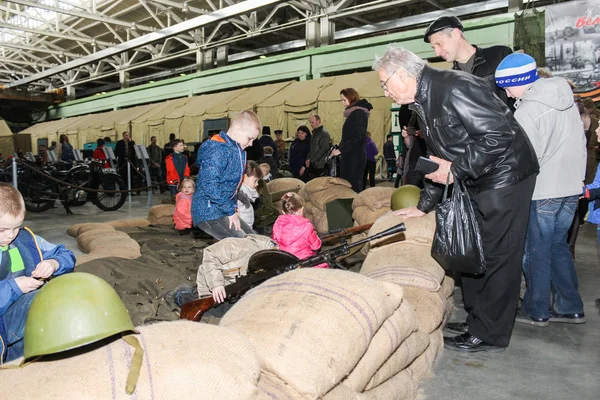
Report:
494,53,539,88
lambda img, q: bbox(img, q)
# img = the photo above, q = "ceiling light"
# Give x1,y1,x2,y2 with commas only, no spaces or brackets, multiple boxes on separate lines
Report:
182,2,189,13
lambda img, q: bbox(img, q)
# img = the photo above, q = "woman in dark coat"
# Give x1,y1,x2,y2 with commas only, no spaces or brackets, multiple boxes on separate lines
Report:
288,125,311,180
331,88,372,192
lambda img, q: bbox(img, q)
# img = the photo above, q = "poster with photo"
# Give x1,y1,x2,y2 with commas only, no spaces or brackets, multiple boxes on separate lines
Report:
545,0,600,93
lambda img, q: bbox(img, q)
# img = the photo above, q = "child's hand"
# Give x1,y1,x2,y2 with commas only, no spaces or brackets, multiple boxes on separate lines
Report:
14,276,44,294
212,286,226,303
228,213,241,231
31,259,59,279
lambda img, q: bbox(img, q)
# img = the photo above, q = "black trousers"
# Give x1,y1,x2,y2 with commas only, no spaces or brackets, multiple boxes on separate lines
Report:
363,160,376,189
463,175,536,347
341,152,366,193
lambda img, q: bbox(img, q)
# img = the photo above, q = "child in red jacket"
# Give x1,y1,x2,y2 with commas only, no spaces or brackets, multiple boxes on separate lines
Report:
272,192,327,268
174,178,194,235
165,139,190,200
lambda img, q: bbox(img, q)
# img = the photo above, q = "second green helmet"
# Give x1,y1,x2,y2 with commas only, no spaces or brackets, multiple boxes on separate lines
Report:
391,185,421,211
24,272,136,360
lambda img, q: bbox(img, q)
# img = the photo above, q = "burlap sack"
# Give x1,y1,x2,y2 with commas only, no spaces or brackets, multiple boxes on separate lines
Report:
361,370,418,400
84,236,140,253
353,206,389,226
407,328,443,383
150,216,176,226
267,178,305,194
439,275,455,299
322,383,361,400
69,222,116,236
368,211,436,248
220,268,403,399
353,187,394,212
360,243,445,291
402,287,446,334
109,219,151,229
1,321,263,400
304,202,328,233
344,300,417,392
90,240,142,260
75,252,115,266
304,177,352,195
257,371,306,400
147,204,175,224
442,297,455,328
297,185,308,201
310,185,357,211
77,230,131,253
365,331,431,391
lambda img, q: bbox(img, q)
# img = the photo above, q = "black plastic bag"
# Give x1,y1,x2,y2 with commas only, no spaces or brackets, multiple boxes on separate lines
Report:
431,176,486,275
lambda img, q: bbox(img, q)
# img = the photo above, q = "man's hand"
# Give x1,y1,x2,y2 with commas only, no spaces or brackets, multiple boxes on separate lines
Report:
228,213,241,231
425,155,453,185
31,259,59,279
14,276,44,294
212,286,226,303
394,206,425,220
305,159,311,168
331,149,341,157
299,166,305,176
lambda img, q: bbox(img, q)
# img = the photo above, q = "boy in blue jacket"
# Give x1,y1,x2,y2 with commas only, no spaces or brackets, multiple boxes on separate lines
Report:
0,183,75,363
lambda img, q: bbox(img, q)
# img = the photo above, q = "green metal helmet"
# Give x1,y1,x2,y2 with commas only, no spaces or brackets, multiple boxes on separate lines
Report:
24,272,136,360
391,185,421,211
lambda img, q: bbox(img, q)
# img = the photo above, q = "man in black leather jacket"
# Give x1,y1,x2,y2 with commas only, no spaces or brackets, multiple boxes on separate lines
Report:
373,46,539,353
424,16,512,106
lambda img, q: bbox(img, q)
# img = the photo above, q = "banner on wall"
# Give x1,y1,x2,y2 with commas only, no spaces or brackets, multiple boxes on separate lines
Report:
545,0,600,93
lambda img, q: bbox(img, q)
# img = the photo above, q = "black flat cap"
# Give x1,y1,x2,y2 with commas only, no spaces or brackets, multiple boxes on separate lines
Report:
424,16,463,43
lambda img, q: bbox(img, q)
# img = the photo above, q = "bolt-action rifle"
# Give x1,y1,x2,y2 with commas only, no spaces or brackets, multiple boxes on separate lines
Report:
180,222,406,322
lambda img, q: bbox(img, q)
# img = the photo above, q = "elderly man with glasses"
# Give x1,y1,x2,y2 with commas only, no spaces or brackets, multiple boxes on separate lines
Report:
373,45,539,353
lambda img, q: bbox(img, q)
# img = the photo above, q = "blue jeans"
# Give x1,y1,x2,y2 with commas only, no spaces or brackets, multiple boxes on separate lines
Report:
522,196,584,319
3,291,38,362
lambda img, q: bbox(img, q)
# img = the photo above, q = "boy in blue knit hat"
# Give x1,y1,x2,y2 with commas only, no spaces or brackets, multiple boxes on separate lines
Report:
0,183,75,363
495,53,587,327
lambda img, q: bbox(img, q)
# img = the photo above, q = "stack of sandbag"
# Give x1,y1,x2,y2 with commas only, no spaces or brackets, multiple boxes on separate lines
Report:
67,222,142,265
266,177,305,213
299,177,357,233
108,219,151,229
1,320,265,399
147,204,176,225
352,187,395,226
220,268,410,399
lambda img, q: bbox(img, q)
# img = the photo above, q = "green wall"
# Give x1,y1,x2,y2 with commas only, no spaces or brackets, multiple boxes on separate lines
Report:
45,13,514,120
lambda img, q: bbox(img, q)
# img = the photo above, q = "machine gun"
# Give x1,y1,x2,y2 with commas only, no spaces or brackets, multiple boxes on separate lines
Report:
319,222,373,244
179,222,406,322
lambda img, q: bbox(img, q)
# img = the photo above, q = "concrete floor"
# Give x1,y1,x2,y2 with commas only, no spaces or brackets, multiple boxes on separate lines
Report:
23,192,600,400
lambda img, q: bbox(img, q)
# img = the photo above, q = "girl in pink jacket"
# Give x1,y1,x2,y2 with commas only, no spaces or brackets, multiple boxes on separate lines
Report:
174,178,194,234
272,192,327,268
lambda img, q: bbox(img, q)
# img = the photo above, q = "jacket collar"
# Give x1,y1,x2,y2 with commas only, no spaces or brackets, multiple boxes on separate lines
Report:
452,45,485,70
415,64,432,105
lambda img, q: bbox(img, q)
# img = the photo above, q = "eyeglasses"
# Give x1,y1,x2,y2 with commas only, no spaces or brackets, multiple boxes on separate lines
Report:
380,70,396,91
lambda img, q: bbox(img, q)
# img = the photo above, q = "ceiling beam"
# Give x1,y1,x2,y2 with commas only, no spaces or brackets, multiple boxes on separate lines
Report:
7,0,286,88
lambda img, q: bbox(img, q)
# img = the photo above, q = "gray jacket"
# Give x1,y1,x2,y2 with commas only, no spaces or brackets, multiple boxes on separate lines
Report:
514,77,587,200
307,125,332,168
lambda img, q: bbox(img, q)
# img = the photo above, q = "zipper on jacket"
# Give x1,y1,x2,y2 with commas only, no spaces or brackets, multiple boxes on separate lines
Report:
414,102,442,157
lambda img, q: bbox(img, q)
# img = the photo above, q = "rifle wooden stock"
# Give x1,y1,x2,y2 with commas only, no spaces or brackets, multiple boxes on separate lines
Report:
180,297,216,321
320,223,374,243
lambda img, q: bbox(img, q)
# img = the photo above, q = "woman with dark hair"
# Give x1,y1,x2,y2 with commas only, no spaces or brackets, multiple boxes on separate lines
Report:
288,125,311,180
59,134,75,162
331,88,373,192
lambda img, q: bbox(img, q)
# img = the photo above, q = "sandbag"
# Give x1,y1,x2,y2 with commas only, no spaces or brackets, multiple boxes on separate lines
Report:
147,204,175,224
220,268,403,399
76,252,116,266
257,371,305,400
1,321,263,400
368,212,436,248
353,187,395,212
353,206,389,226
344,300,417,392
402,287,446,334
361,370,417,400
90,241,142,260
267,178,305,194
304,203,328,233
150,216,176,226
407,329,443,383
66,223,86,237
365,331,430,391
72,223,116,236
304,177,351,195
85,237,140,254
297,186,307,201
360,244,445,291
439,275,455,299
77,230,131,253
310,185,357,211
109,219,151,229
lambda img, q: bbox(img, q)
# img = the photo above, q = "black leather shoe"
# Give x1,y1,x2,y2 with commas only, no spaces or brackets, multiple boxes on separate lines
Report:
549,311,586,324
443,332,506,353
444,322,468,334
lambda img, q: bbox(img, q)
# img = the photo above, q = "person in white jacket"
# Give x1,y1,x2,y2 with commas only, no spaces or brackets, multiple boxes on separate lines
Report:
496,53,587,327
237,161,262,229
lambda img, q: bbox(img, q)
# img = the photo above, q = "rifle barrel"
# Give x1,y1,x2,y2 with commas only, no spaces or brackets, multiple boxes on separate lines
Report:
348,222,406,249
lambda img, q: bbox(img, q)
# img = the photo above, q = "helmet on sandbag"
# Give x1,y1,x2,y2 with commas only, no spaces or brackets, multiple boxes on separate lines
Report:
391,185,421,210
24,272,136,360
